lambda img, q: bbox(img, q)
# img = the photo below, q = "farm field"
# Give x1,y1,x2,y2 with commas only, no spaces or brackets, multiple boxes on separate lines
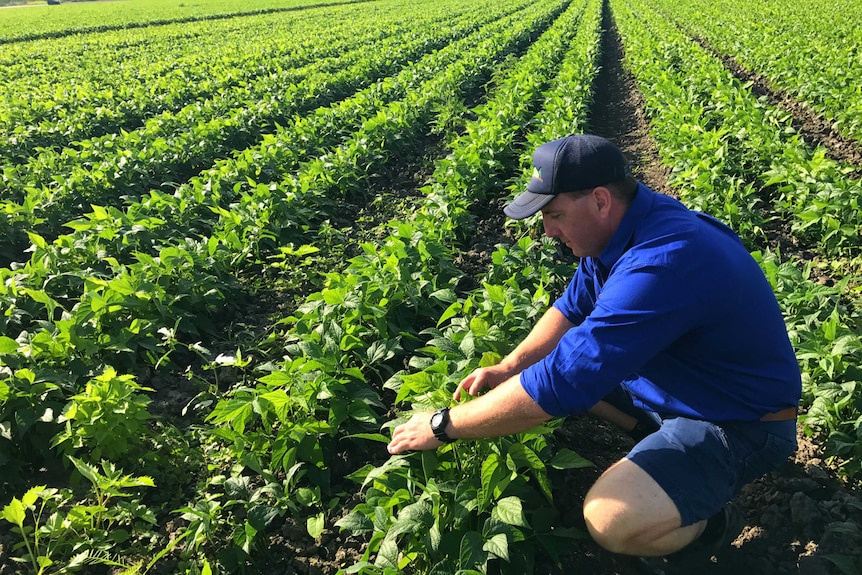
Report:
1,0,861,574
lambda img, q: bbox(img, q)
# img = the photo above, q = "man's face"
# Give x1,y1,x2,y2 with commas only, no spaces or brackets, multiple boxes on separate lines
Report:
540,189,612,258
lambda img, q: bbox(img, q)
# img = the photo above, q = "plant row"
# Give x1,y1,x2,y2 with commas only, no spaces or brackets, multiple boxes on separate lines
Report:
614,0,862,258
0,0,359,44
0,0,511,265
332,0,605,572
0,0,415,163
648,0,862,145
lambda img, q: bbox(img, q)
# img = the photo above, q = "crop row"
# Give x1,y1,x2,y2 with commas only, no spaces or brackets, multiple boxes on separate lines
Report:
332,1,605,571
0,0,520,265
611,0,862,478
606,0,862,258
648,0,862,145
0,0,418,162
0,0,359,43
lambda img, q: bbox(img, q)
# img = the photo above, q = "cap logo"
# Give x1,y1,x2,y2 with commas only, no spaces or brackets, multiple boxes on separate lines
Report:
532,166,543,181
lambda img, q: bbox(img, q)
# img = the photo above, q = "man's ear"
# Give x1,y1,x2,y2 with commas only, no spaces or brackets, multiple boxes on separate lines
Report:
592,186,613,215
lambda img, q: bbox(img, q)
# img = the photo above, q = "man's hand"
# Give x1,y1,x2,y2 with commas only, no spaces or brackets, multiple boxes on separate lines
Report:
387,410,442,454
454,363,514,401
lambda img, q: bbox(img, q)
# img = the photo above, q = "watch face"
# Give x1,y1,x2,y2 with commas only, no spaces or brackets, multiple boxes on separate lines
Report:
431,412,443,428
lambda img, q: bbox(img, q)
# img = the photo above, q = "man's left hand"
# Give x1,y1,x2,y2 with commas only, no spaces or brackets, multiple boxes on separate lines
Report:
387,410,442,454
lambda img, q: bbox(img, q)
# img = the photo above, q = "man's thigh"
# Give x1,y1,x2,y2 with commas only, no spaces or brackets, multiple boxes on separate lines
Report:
625,417,797,526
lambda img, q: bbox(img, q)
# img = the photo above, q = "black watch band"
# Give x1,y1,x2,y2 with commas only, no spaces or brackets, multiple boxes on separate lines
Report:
430,407,455,443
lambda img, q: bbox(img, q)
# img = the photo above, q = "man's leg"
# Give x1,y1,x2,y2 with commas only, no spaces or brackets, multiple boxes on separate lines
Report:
589,386,661,441
582,417,797,558
583,458,706,556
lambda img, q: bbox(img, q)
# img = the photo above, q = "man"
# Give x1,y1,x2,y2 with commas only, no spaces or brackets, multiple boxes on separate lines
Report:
386,134,800,562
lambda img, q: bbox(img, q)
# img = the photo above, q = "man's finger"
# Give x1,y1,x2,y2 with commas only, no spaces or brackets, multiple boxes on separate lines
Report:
454,371,477,400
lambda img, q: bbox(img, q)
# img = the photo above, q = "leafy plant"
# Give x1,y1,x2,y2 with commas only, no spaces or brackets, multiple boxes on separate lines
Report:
1,459,156,575
52,367,154,462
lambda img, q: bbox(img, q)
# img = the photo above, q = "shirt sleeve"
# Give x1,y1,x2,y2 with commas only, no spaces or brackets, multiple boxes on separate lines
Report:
521,263,703,417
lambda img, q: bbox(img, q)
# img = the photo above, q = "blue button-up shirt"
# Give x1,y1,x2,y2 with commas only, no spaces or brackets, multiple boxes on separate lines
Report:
520,184,801,421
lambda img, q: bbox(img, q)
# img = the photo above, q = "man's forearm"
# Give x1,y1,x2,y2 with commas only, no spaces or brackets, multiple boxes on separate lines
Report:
387,374,554,453
448,374,553,439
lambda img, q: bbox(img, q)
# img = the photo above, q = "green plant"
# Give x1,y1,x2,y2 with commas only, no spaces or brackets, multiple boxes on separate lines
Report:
1,459,156,575
52,367,154,462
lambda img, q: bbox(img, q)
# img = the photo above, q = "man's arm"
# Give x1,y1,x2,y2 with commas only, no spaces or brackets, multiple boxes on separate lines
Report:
387,374,553,453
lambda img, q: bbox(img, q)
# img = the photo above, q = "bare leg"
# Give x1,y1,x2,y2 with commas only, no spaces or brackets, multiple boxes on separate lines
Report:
583,458,707,556
589,400,639,432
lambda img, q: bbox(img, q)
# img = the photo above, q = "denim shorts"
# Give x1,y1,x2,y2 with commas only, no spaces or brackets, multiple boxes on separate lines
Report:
626,416,797,526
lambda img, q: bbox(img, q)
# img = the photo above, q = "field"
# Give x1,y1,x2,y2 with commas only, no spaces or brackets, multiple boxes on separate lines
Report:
1,0,861,574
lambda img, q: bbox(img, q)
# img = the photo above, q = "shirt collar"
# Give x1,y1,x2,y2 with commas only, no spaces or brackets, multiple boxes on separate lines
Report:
597,182,654,270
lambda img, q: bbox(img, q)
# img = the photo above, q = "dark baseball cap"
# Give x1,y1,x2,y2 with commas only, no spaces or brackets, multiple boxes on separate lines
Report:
503,134,630,219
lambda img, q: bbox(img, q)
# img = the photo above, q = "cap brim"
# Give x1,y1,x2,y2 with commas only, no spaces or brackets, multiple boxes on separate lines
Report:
503,190,555,220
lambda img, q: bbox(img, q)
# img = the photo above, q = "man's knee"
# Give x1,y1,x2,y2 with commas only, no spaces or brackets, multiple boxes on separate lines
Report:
582,459,687,555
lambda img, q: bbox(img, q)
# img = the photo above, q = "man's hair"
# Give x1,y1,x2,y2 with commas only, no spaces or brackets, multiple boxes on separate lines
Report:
605,175,639,204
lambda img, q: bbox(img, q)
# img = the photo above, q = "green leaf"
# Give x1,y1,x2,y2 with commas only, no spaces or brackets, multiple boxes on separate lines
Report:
259,390,292,421
386,499,433,540
822,553,860,575
1,498,25,526
207,398,254,433
258,371,292,387
248,505,280,532
437,301,462,327
307,513,325,539
335,511,373,534
492,497,528,528
69,456,101,486
507,443,552,503
0,336,17,354
479,452,502,510
458,531,485,569
374,537,399,569
549,448,594,470
21,485,45,508
482,532,509,561
367,340,394,364
343,433,389,443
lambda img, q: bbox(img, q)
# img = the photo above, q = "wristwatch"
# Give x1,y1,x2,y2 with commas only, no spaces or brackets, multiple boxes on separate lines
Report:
430,407,455,443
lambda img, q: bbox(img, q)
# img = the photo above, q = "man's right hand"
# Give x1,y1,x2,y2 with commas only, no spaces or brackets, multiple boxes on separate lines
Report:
454,364,516,401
